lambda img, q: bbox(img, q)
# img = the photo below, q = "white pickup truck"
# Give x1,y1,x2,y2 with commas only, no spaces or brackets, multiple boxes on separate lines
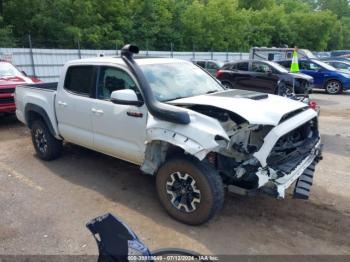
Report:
15,45,322,225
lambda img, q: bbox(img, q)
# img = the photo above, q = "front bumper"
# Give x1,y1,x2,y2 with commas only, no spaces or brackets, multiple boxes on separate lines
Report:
0,103,16,113
0,92,16,113
261,139,323,199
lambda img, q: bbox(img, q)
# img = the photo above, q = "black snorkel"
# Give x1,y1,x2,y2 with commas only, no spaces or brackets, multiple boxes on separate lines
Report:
121,44,190,125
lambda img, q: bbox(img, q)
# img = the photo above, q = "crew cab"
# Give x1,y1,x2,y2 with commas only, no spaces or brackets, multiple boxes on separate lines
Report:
15,45,322,225
0,61,40,114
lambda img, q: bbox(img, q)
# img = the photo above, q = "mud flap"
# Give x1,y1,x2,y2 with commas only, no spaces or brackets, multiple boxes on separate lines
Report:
293,161,316,199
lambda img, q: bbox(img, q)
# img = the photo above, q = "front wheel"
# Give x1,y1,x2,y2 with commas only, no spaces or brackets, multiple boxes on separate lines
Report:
325,80,342,94
156,156,224,225
31,120,62,161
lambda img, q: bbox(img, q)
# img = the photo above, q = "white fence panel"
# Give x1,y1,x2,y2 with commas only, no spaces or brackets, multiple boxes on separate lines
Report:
1,47,248,82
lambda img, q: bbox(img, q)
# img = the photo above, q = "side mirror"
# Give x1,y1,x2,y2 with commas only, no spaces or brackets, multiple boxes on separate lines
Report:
110,89,143,106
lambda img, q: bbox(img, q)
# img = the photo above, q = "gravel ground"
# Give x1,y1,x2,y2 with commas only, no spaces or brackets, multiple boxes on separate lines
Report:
0,91,349,256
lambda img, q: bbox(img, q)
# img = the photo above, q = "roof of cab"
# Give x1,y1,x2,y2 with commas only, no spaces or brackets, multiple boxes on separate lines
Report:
65,56,187,66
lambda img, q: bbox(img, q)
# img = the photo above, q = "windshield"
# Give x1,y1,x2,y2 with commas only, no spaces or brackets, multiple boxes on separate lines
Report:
0,62,23,77
140,62,224,102
312,59,336,71
267,61,289,73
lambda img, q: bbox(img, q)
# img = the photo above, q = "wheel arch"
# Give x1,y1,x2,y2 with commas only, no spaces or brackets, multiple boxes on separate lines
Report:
324,78,342,88
25,103,58,138
140,139,212,175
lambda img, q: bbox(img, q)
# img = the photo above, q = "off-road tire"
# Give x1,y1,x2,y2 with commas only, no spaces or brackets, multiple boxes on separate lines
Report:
156,156,224,225
325,80,343,94
31,120,62,161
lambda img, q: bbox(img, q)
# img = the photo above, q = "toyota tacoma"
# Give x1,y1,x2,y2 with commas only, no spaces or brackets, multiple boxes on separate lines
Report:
15,45,322,225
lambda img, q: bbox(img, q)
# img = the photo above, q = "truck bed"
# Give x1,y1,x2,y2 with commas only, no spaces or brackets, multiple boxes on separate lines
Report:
23,82,58,91
15,82,59,137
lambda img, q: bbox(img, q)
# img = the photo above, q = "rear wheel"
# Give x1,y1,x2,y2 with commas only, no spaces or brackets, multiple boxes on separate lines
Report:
156,156,224,225
31,120,62,160
325,80,342,94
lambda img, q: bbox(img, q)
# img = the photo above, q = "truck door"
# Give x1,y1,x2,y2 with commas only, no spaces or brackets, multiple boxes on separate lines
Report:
55,65,96,148
91,66,147,164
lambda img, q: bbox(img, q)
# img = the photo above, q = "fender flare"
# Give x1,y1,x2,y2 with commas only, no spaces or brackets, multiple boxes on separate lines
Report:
146,128,217,160
24,103,57,137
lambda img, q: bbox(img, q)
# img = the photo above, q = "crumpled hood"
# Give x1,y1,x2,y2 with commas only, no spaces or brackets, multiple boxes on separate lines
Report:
168,90,308,126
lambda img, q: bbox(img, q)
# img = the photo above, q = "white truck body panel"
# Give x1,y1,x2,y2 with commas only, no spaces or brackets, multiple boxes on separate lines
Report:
15,86,60,139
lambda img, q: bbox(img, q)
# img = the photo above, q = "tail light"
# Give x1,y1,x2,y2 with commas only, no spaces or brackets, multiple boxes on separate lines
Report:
216,69,223,78
308,100,318,110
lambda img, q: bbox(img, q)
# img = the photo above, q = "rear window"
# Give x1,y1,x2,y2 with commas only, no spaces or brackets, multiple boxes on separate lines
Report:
236,62,249,71
195,61,206,68
278,61,291,68
64,66,95,96
222,63,233,70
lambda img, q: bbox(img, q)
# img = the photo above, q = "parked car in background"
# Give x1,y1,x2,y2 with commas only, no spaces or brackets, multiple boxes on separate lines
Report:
324,60,350,72
340,54,350,59
216,60,313,96
15,45,322,225
0,61,41,114
314,51,331,59
278,59,350,94
192,60,224,76
330,50,350,57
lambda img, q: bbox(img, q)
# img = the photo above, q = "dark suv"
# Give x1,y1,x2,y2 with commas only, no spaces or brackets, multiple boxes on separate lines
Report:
216,60,313,95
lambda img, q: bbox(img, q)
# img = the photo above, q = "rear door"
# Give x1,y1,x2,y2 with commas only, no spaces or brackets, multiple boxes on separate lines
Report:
225,62,251,89
250,61,278,93
91,66,147,164
55,65,96,148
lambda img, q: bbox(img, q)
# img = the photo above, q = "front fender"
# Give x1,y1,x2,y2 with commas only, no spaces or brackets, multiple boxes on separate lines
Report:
146,110,229,160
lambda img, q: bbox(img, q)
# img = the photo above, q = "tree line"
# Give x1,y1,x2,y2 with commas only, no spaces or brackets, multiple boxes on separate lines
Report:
1,0,350,51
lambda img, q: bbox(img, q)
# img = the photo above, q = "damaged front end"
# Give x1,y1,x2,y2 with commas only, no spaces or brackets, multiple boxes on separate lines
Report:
195,106,323,200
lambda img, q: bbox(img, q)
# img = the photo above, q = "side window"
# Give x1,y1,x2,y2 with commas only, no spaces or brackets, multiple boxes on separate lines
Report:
222,63,233,70
280,61,291,68
236,62,249,71
97,67,138,100
64,66,95,96
309,62,321,71
207,62,219,70
196,61,205,68
299,61,309,70
251,62,271,73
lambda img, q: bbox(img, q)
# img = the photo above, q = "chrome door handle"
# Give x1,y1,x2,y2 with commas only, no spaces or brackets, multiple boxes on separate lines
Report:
57,101,67,107
91,108,104,115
